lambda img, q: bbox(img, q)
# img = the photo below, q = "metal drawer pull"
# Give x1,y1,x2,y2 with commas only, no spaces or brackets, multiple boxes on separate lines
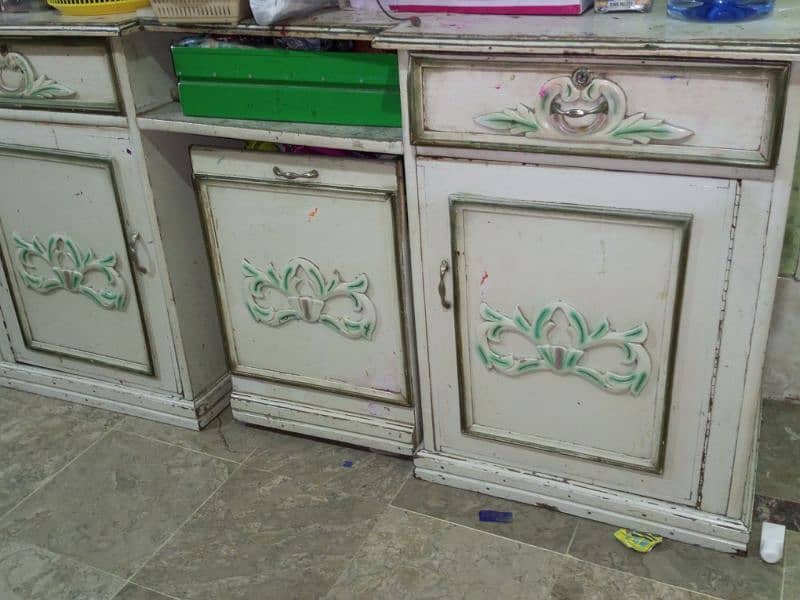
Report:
551,99,608,119
475,67,693,146
128,232,148,274
273,166,319,180
438,259,452,310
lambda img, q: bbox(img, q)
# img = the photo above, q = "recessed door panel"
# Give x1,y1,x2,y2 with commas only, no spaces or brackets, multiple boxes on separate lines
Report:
194,149,410,406
453,197,689,471
419,158,737,504
0,147,151,375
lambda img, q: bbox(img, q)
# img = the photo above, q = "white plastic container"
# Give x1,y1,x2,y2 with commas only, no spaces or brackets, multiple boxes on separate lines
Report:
250,0,335,25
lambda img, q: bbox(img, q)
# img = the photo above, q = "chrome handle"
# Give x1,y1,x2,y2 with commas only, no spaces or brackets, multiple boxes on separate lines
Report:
128,232,148,274
273,166,319,181
551,99,608,119
438,259,451,310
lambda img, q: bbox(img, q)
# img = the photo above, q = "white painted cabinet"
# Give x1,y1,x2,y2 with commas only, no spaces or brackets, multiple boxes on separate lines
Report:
192,149,417,454
0,123,177,392
417,158,736,504
0,118,229,429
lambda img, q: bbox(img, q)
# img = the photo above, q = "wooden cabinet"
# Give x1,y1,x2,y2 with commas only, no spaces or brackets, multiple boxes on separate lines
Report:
192,149,417,454
395,39,800,551
0,123,177,391
417,158,735,504
0,118,229,429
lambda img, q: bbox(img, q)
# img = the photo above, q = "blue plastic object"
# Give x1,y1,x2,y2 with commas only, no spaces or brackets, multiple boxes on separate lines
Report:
667,0,774,21
478,510,513,523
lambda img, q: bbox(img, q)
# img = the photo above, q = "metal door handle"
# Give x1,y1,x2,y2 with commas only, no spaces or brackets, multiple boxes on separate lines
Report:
273,166,319,180
128,232,148,274
438,259,451,310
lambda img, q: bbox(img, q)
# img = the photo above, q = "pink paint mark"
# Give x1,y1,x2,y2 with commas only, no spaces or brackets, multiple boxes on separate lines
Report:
480,270,489,286
307,207,319,222
539,86,548,98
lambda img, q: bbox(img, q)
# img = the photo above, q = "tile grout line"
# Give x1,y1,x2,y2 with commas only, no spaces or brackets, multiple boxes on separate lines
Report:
564,522,579,555
115,581,183,600
321,502,398,599
391,505,726,600
0,416,125,524
125,446,259,590
320,463,413,598
113,428,246,466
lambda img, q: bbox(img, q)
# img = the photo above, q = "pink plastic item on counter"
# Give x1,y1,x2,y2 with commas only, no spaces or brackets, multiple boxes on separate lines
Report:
389,0,593,15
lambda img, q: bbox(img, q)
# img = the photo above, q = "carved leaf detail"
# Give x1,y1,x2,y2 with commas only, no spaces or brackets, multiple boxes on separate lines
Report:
242,257,376,341
13,233,128,310
474,74,693,146
0,52,76,100
476,301,651,396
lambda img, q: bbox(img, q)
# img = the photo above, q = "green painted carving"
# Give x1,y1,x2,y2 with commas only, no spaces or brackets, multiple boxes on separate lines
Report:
13,233,128,310
0,51,76,100
477,301,651,396
242,257,376,340
475,72,692,146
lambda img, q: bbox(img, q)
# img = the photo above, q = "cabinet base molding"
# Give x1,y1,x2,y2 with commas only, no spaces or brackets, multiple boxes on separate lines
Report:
0,362,231,430
414,451,749,553
231,390,416,456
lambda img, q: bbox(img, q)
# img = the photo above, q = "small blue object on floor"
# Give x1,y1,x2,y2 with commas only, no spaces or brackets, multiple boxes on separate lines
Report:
479,510,513,523
342,460,354,468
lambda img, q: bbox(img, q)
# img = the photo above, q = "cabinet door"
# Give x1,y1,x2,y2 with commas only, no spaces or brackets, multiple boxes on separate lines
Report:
193,149,411,407
0,123,177,392
418,158,738,505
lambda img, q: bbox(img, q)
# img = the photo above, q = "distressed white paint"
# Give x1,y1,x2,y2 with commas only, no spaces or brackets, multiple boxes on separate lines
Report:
417,157,737,505
138,102,403,155
192,148,416,450
373,3,800,60
0,121,178,393
412,55,782,166
0,39,119,112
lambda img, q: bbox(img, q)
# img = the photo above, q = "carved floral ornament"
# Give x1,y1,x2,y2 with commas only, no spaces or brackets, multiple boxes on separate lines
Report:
477,300,652,396
13,233,128,310
242,257,376,341
475,68,693,146
0,50,76,100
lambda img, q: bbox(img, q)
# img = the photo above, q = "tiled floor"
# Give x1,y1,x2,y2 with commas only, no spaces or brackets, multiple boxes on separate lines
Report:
0,389,798,600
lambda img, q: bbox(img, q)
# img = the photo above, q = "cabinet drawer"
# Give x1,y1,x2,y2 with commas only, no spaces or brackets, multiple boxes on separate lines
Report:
192,148,412,407
0,39,120,113
410,55,787,168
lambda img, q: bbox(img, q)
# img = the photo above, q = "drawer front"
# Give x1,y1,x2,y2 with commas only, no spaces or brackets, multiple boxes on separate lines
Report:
193,148,412,407
0,39,120,113
410,55,787,168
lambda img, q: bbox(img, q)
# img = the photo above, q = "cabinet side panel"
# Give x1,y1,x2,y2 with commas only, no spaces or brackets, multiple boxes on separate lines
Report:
141,131,230,398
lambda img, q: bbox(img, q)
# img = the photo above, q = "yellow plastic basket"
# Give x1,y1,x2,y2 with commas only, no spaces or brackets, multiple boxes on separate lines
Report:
46,0,150,16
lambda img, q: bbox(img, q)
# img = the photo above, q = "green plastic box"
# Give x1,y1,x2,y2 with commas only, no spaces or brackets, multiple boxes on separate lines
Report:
171,45,402,127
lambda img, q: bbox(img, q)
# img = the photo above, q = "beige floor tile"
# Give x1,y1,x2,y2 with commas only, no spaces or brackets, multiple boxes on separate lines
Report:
133,466,390,600
0,431,235,578
118,407,266,463
0,535,126,600
324,506,708,600
392,476,579,552
568,519,781,600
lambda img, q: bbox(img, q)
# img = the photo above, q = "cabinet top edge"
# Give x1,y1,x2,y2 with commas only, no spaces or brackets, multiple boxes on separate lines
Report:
0,12,138,37
3,2,800,61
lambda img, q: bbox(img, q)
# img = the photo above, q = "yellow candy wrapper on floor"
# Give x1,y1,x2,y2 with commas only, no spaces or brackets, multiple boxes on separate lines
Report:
614,528,663,553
